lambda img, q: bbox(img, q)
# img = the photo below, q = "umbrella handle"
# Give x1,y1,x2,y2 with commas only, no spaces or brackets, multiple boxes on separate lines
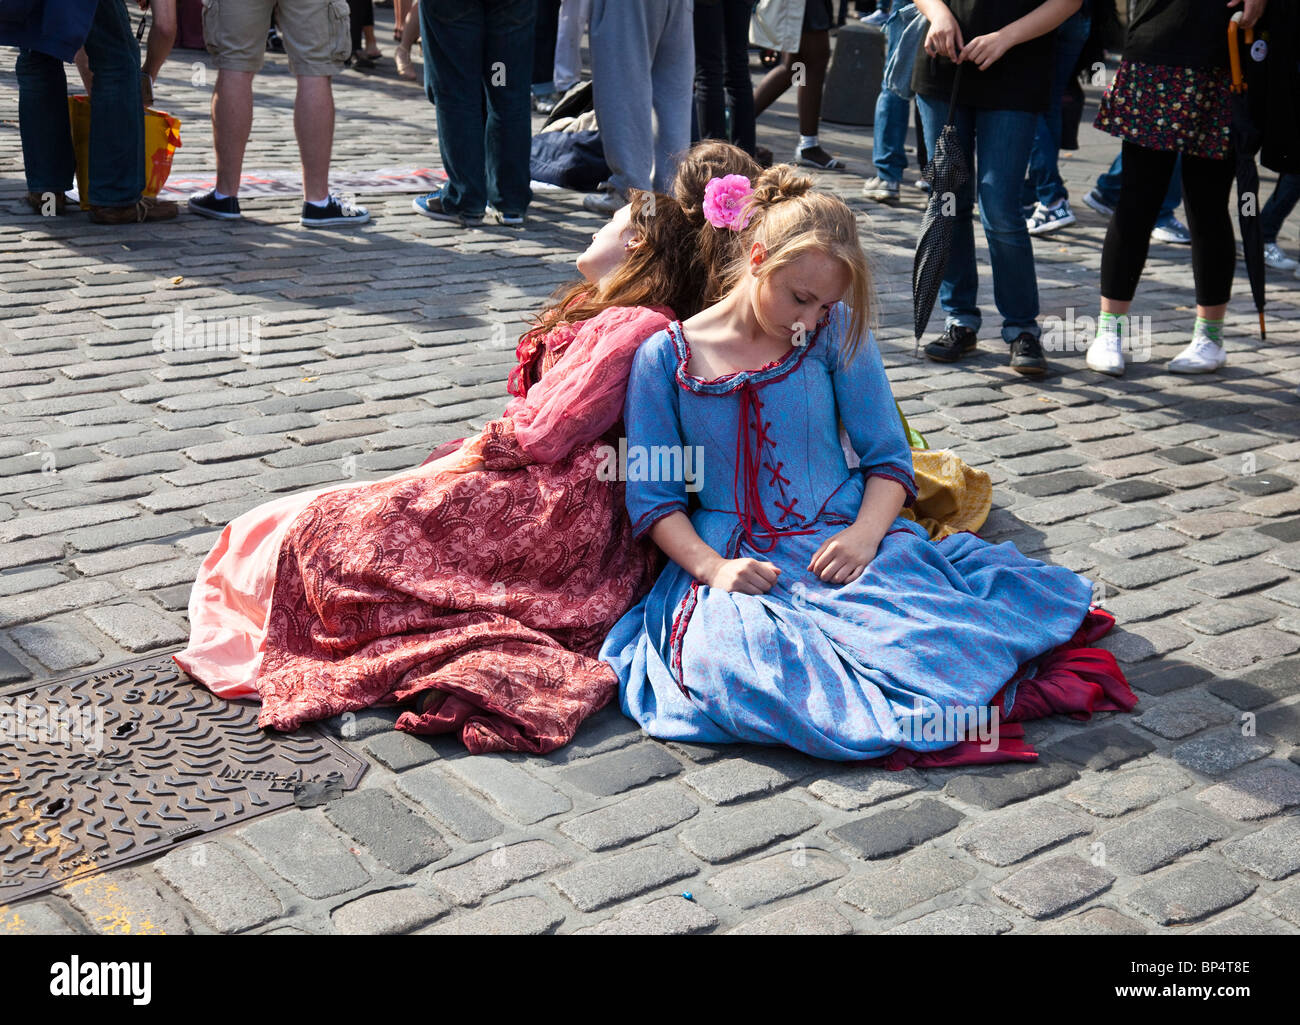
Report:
944,63,965,127
1228,12,1246,93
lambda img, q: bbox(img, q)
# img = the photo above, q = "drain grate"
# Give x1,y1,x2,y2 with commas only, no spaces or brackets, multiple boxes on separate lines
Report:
0,653,366,904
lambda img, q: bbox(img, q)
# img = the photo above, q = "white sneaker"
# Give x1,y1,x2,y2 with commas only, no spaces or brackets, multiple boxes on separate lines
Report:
1168,336,1226,373
1263,242,1299,270
862,176,900,203
1085,333,1125,376
1151,215,1191,244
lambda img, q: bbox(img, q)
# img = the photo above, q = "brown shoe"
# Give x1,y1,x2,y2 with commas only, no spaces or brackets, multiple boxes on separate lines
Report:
89,196,179,224
26,191,70,215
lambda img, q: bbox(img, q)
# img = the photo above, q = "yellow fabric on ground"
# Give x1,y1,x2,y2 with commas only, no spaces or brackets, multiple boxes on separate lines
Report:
904,449,993,540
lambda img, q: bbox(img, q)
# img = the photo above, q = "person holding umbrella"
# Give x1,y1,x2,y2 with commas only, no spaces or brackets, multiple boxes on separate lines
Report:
911,0,1085,376
1084,0,1268,376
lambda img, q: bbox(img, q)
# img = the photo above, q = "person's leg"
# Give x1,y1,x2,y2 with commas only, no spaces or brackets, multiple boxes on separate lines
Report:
348,0,366,55
212,71,255,196
82,0,145,207
553,0,589,92
793,29,829,138
484,0,536,215
590,0,654,194
532,0,560,93
15,49,76,196
973,107,1041,342
650,0,694,192
422,0,489,215
296,77,335,202
1259,172,1300,245
203,0,270,198
1165,153,1236,369
694,0,726,142
1094,151,1123,205
1180,153,1235,310
917,95,979,334
870,6,910,184
1028,9,1089,208
1099,141,1178,312
276,0,352,203
753,51,794,115
721,0,757,155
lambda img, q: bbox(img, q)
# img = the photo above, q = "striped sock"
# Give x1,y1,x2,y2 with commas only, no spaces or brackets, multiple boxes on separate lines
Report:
1194,316,1224,345
1096,311,1124,340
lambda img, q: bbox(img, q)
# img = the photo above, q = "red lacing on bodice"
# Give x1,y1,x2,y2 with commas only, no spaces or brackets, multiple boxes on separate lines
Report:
731,382,814,552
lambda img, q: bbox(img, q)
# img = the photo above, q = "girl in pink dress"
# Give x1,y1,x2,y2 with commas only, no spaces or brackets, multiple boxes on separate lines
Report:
176,143,764,755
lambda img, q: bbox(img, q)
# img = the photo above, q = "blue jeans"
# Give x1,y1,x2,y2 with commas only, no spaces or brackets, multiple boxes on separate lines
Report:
421,0,535,217
1096,151,1181,219
917,96,1041,341
1260,172,1300,244
871,2,917,183
1024,9,1089,207
16,0,143,206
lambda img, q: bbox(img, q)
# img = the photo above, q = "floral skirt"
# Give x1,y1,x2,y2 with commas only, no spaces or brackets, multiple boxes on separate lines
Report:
1094,60,1231,160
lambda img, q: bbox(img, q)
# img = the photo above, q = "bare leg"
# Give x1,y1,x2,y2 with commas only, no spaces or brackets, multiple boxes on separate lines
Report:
753,52,794,116
212,69,254,196
296,75,334,202
795,30,829,137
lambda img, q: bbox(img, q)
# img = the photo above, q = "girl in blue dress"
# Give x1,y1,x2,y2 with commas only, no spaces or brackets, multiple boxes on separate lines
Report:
599,166,1133,764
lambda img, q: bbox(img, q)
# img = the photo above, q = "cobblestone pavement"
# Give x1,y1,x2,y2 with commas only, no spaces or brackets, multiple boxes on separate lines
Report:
2,26,1300,935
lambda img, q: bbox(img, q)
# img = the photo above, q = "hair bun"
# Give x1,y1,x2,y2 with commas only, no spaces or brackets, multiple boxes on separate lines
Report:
750,164,814,208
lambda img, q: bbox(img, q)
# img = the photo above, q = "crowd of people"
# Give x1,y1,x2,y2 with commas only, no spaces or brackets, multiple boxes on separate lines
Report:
6,0,1294,373
1,0,1295,764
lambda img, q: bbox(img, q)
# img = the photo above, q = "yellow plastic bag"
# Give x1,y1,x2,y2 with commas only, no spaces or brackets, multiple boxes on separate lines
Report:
68,94,182,210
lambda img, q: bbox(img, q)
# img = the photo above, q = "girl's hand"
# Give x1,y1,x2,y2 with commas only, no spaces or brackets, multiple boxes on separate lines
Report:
708,558,781,595
1227,0,1267,31
923,7,965,62
960,30,1013,71
808,525,879,584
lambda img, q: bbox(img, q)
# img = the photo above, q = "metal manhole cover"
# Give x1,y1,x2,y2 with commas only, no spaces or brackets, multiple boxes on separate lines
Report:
0,653,367,904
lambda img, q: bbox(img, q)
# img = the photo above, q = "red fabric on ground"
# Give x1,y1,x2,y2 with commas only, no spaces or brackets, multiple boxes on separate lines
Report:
869,608,1135,770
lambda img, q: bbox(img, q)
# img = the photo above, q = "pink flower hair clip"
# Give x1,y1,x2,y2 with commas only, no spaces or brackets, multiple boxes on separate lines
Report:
702,174,754,231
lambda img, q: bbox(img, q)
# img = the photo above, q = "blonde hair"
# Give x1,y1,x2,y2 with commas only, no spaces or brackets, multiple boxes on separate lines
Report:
723,164,876,362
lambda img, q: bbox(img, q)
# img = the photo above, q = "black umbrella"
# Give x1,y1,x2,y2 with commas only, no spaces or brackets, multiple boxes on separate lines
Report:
1229,13,1267,339
912,64,970,355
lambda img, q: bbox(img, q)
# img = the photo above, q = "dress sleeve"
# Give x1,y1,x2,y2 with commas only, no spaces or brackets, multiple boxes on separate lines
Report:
623,330,690,540
477,306,670,470
827,304,917,507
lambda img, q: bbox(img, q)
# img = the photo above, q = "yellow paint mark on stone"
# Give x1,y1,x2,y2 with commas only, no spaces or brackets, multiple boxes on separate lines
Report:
60,875,168,936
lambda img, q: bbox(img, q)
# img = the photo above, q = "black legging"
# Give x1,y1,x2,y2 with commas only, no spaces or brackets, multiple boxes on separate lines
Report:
694,0,757,156
1100,140,1235,306
349,0,373,53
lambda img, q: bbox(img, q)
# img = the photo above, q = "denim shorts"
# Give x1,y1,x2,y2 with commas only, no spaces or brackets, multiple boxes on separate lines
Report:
204,0,351,76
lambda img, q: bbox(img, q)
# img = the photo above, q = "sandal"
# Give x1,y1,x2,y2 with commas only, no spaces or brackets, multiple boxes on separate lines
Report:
795,145,846,171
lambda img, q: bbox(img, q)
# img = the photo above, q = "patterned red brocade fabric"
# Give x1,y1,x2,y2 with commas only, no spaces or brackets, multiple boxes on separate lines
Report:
253,307,670,754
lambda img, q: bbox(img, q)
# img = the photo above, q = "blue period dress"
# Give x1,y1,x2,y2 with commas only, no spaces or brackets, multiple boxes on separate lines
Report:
599,303,1107,761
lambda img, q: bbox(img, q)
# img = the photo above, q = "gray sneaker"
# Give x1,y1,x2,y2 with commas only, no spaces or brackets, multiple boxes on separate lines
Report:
582,190,626,216
862,176,900,203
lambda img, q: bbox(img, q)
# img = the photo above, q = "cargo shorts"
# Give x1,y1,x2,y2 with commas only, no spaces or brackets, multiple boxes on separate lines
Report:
203,0,351,77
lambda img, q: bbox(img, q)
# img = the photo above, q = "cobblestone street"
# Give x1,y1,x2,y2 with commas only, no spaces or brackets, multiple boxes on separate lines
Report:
2,23,1300,935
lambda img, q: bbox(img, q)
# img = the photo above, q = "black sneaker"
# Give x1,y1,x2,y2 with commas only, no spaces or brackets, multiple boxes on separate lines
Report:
188,189,241,221
923,324,977,363
301,192,370,228
1009,332,1048,376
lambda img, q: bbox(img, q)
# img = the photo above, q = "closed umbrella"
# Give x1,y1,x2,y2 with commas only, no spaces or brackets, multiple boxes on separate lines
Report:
912,64,969,355
1228,12,1267,339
